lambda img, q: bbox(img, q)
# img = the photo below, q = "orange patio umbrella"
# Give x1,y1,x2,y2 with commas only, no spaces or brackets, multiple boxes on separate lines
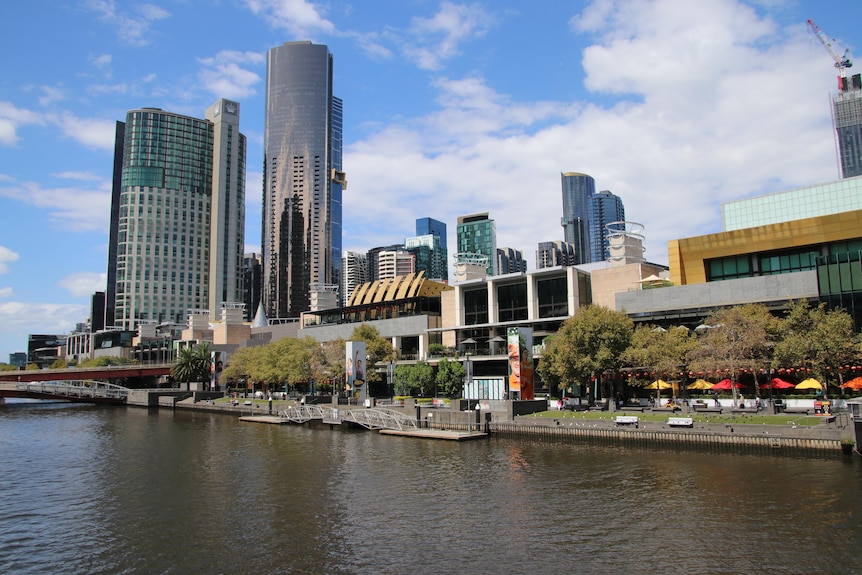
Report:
843,376,862,391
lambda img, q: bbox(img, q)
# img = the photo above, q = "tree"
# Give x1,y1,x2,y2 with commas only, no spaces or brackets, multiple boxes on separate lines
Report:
393,364,414,396
687,304,779,402
773,301,858,398
171,342,212,390
622,325,699,393
436,357,466,398
537,305,633,399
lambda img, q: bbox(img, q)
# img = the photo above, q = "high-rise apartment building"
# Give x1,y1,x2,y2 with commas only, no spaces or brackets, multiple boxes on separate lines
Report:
497,247,527,274
413,217,448,281
263,41,345,319
456,212,497,276
106,100,246,330
834,73,862,179
561,172,594,264
342,250,367,304
536,240,579,269
378,249,415,279
589,190,626,262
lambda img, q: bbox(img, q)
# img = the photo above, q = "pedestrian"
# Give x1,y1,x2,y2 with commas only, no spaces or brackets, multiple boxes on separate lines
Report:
713,392,719,406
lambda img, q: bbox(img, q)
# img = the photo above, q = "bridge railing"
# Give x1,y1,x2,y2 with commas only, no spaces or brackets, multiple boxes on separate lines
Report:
16,380,130,401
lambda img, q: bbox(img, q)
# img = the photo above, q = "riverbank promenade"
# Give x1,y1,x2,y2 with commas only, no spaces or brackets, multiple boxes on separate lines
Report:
154,393,856,455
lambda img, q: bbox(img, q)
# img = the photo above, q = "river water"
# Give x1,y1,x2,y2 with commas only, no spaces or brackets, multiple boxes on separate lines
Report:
1,401,861,575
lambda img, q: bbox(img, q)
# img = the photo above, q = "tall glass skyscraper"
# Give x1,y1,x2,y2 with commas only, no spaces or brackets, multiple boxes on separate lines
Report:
561,172,594,265
263,41,345,318
457,212,496,276
588,190,625,262
107,100,246,330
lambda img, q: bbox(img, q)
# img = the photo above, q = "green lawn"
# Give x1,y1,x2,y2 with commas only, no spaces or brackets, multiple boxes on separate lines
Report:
526,410,825,426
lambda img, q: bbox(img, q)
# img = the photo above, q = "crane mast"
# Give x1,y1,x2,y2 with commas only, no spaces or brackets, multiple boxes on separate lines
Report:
807,18,853,77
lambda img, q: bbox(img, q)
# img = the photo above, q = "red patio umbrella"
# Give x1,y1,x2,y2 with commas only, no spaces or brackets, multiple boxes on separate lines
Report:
711,378,744,391
761,377,796,390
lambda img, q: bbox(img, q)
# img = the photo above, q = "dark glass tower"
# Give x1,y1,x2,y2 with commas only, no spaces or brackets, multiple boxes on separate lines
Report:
561,172,594,265
835,73,862,179
589,190,626,262
263,41,344,318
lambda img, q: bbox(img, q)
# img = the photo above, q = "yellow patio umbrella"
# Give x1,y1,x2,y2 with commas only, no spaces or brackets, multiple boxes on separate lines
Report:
687,379,713,390
645,379,671,402
645,379,672,390
795,378,823,391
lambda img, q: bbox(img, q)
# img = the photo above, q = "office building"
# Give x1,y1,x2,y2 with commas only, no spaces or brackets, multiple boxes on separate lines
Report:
589,190,625,262
263,41,345,319
405,233,448,282
835,73,862,179
366,244,403,282
497,247,527,274
107,100,246,330
561,172,594,264
243,253,262,322
456,212,497,276
416,217,447,249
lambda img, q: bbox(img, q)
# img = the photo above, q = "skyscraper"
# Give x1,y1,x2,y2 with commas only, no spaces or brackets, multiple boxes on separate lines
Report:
536,240,578,268
496,247,527,274
342,250,367,304
263,41,345,319
457,212,497,276
106,100,246,330
834,73,862,178
588,190,626,262
561,172,594,264
412,217,448,281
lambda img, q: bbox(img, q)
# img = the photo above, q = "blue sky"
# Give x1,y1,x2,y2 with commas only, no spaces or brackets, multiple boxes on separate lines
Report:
1,0,860,360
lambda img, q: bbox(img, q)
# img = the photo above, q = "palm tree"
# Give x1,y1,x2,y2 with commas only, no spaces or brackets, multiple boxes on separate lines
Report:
172,343,212,391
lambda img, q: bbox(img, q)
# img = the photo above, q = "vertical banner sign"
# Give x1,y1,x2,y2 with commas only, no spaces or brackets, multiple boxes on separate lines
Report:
211,351,224,391
507,327,534,400
345,341,367,401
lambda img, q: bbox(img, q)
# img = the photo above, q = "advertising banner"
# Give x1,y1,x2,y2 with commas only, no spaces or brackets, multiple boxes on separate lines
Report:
507,327,534,400
345,341,367,400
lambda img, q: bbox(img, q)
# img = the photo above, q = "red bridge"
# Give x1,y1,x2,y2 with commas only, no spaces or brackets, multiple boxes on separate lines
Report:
0,364,171,384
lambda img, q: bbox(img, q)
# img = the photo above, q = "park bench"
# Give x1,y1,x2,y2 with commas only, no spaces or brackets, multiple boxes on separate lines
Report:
615,415,639,427
668,417,694,428
693,404,723,413
651,406,682,413
620,405,646,412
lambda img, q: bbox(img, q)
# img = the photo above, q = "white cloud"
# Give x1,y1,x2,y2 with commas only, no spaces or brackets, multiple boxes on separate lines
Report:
59,272,107,297
245,0,336,37
0,246,20,274
38,86,65,106
0,301,88,342
86,0,170,46
0,287,13,299
0,179,111,233
54,113,117,150
403,2,498,70
52,171,105,181
198,51,264,99
343,0,840,268
0,102,47,146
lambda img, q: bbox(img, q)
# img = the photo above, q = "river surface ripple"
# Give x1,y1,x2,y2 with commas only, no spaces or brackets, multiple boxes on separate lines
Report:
1,402,861,575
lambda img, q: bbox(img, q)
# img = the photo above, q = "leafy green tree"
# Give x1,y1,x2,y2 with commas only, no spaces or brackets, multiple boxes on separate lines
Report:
773,301,858,397
622,325,699,391
171,343,212,390
49,358,68,369
687,304,779,401
436,357,466,398
537,305,633,399
393,364,414,396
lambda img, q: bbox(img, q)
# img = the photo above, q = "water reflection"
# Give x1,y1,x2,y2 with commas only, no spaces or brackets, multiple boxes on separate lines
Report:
0,404,860,575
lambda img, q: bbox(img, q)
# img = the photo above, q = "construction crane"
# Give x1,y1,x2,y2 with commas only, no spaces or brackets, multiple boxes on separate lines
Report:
807,18,853,77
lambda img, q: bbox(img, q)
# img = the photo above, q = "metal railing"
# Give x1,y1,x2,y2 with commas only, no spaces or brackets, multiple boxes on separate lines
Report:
16,380,130,401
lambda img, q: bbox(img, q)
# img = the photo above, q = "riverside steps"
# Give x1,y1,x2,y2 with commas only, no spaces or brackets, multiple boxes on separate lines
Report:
139,392,853,455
